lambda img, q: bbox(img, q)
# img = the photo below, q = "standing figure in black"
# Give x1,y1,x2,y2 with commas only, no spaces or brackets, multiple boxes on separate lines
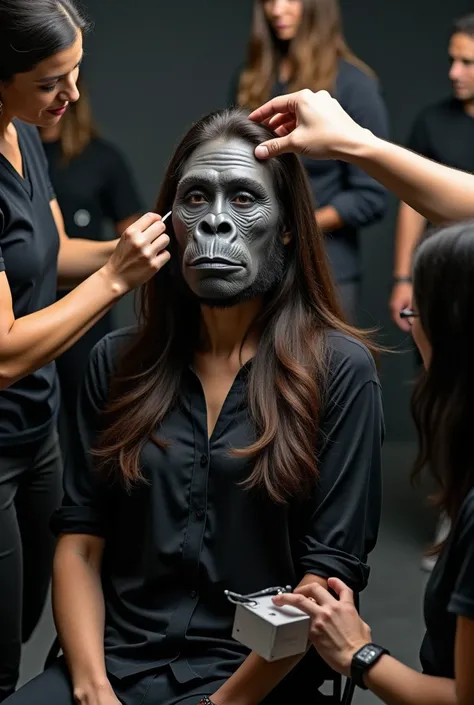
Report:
39,74,143,452
232,0,389,323
6,109,383,705
0,2,170,700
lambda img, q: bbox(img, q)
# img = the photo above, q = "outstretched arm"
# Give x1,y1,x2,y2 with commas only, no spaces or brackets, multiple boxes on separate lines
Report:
275,579,470,705
249,90,474,224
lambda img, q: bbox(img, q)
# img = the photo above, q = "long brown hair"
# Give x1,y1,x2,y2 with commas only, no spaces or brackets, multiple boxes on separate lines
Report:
237,0,375,111
93,108,377,503
58,74,98,163
411,223,474,550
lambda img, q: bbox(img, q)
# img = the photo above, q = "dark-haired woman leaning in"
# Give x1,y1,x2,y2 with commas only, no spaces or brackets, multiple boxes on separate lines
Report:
233,0,389,322
39,74,143,455
5,108,383,704
0,2,170,700
275,223,474,704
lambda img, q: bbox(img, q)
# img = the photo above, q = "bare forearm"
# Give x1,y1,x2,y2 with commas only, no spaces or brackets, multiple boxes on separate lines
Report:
0,267,123,386
212,650,303,705
212,575,326,705
393,203,427,277
347,132,474,224
58,238,118,287
364,655,457,705
53,546,108,693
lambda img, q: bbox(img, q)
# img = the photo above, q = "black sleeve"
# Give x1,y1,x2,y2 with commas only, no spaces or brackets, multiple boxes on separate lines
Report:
100,144,144,226
50,335,115,537
448,496,474,620
330,71,389,228
296,337,384,593
406,112,433,159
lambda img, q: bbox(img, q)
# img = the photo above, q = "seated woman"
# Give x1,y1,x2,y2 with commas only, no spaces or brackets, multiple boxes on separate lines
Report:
5,109,384,705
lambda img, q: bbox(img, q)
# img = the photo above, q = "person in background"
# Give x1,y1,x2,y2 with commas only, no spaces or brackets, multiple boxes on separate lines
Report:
389,12,474,331
233,0,389,323
274,222,474,705
39,74,143,452
388,12,474,572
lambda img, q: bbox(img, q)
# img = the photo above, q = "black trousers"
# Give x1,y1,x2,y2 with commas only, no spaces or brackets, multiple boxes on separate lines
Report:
0,431,62,702
4,657,334,705
3,659,228,705
55,307,113,456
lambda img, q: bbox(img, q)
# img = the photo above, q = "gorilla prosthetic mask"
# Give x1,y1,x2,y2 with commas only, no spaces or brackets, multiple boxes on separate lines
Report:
172,137,287,308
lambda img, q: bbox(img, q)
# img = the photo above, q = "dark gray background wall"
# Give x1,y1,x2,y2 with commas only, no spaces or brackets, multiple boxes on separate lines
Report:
81,0,472,441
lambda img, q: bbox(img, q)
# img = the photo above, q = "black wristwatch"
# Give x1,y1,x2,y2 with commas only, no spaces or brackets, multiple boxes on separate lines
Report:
351,643,390,689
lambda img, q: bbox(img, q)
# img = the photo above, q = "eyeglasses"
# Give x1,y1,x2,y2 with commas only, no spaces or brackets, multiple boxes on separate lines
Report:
399,308,420,325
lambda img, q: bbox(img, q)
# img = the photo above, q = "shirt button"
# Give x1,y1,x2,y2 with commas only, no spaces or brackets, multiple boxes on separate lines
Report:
190,590,197,599
200,455,208,467
196,509,204,518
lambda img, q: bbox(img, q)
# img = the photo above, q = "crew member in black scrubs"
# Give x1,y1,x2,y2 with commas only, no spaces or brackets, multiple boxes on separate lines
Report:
232,0,389,323
0,2,170,700
39,74,143,452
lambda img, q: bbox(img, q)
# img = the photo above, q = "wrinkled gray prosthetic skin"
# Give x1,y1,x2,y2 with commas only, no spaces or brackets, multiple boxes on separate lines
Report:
172,137,287,308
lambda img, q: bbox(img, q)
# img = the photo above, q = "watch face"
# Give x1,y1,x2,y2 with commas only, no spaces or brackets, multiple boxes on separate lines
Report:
357,645,381,664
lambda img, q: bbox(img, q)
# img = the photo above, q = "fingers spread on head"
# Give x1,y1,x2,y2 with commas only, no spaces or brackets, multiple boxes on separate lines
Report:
274,121,297,137
249,94,298,123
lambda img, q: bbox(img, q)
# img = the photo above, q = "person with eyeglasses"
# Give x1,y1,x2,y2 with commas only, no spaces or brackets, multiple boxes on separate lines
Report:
399,307,419,326
273,221,474,705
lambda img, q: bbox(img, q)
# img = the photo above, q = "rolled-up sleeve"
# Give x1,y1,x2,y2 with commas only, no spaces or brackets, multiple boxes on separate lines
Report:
50,337,113,537
297,338,384,593
329,72,389,229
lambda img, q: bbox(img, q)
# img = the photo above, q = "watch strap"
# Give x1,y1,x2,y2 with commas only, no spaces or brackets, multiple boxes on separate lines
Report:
393,275,412,284
198,698,215,705
351,643,390,690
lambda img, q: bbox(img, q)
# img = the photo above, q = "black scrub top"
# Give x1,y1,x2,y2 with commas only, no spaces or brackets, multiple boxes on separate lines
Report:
420,489,474,678
51,327,384,689
42,136,143,243
0,120,60,447
407,98,474,174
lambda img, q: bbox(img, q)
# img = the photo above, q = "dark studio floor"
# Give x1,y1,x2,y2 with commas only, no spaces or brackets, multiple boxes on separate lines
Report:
19,441,434,705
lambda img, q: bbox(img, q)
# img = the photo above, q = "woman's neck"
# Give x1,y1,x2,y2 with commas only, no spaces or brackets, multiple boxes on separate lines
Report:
199,299,262,358
39,124,61,143
0,110,15,142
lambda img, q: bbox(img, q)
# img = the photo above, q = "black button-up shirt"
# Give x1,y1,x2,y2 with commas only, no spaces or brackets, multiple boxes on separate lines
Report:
52,328,383,690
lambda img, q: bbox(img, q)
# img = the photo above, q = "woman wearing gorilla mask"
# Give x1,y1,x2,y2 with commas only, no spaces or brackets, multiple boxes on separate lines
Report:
6,109,383,705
